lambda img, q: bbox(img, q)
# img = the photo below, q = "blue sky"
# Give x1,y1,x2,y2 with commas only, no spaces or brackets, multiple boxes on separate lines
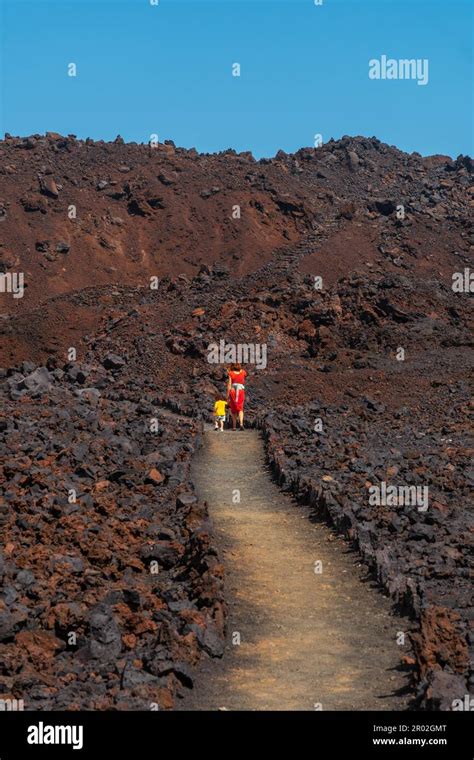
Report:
1,0,472,158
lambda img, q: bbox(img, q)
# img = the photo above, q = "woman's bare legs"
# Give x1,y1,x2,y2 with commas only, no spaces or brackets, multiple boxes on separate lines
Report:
231,413,237,431
238,411,244,429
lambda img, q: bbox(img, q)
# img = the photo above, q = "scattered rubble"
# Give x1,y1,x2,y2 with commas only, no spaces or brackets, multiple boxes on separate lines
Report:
0,133,472,710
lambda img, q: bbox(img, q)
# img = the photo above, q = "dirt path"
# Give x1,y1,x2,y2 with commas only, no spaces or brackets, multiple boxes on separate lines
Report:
180,428,410,711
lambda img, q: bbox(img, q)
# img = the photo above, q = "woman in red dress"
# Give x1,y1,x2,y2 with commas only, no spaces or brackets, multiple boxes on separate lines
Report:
227,363,247,431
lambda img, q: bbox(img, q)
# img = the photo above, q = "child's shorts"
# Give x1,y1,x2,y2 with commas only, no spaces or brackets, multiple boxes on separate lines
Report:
216,415,226,421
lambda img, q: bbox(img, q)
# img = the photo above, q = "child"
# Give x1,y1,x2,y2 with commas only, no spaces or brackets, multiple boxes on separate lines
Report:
213,396,227,431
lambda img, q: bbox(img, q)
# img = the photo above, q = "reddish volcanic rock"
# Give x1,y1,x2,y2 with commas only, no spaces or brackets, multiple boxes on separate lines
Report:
0,133,472,710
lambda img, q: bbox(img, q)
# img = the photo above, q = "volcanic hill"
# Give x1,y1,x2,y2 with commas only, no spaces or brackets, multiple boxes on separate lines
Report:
0,133,472,710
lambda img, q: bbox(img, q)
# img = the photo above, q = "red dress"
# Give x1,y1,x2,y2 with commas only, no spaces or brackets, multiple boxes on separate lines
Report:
228,370,247,414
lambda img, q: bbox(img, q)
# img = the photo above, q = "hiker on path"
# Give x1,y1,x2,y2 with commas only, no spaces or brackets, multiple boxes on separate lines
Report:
213,396,227,432
227,363,247,431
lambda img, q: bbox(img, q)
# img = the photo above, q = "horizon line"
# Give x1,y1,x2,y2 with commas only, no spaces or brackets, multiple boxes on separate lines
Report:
1,130,470,162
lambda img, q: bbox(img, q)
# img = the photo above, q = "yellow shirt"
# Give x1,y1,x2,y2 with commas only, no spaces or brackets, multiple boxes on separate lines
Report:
214,400,227,416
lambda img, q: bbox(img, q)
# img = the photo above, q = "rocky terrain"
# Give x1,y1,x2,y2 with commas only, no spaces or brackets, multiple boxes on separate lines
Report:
0,133,472,710
0,360,227,709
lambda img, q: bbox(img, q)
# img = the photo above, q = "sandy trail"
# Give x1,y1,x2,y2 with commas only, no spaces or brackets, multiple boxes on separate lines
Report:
180,428,409,711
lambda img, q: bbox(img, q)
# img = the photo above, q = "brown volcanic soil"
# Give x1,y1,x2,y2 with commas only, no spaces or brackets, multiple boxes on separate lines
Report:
0,134,472,711
0,133,314,309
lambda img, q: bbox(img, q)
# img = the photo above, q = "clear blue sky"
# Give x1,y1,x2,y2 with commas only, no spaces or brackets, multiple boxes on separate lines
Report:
1,0,472,158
